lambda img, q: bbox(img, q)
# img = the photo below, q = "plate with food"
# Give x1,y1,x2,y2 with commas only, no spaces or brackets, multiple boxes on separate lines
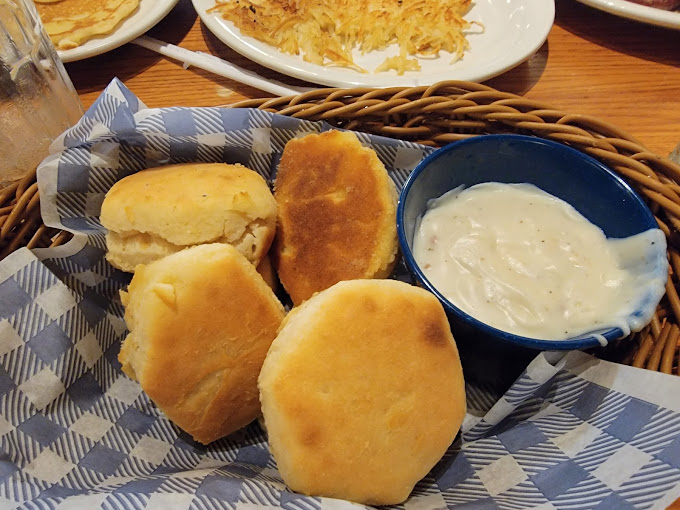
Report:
191,0,555,87
35,0,180,63
576,0,680,29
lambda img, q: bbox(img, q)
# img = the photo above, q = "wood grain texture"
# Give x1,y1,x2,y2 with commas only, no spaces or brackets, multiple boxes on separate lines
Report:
66,0,680,157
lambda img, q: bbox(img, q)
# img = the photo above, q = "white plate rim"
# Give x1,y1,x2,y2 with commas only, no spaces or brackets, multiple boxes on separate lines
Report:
575,0,680,29
192,0,555,88
56,0,181,63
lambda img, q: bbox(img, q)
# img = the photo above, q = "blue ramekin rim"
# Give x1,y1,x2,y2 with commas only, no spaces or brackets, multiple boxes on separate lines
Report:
396,133,660,351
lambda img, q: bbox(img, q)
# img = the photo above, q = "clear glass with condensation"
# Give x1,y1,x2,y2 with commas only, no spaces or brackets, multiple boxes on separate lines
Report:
0,0,82,186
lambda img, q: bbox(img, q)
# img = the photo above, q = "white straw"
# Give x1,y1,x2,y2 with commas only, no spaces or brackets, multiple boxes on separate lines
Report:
131,35,309,97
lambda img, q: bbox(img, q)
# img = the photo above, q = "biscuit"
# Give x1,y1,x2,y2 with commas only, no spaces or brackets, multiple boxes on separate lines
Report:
119,243,286,444
256,253,278,292
273,130,398,304
100,163,277,272
258,279,466,505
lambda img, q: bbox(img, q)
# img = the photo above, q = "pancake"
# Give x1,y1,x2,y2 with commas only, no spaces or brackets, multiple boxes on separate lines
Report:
35,0,140,50
258,279,466,505
273,130,398,305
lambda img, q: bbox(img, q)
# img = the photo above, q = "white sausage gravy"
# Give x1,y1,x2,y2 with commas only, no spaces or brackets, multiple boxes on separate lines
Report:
413,182,666,342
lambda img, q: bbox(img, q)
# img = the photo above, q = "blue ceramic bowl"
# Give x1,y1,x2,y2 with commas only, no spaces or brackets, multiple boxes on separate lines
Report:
397,135,667,383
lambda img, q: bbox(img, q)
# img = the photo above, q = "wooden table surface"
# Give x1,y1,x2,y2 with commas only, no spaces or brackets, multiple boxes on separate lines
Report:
65,0,680,158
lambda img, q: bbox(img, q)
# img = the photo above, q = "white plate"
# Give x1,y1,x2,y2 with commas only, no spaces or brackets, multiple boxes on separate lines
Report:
56,0,180,63
192,0,555,87
576,0,680,29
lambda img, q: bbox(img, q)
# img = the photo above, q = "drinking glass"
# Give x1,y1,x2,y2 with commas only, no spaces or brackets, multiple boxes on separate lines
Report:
0,0,83,186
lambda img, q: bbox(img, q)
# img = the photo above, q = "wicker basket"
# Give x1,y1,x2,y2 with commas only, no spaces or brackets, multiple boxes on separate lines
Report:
0,166,71,258
2,80,679,375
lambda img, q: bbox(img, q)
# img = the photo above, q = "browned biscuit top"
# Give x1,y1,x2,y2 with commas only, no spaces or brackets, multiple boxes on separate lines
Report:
259,279,466,505
100,162,277,272
274,130,398,304
119,243,285,444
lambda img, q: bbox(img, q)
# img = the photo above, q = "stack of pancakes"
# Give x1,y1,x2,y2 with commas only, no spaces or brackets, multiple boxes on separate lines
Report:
35,0,139,50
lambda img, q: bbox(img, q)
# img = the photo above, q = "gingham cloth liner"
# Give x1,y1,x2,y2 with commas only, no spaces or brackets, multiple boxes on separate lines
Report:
0,79,676,509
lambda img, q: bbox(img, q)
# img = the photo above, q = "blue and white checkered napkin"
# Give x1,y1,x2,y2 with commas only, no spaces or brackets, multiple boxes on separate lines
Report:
0,78,678,509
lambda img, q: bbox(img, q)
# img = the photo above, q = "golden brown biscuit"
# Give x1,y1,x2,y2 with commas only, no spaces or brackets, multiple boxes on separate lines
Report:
258,279,466,505
119,243,286,444
100,163,277,273
256,253,278,292
273,130,398,304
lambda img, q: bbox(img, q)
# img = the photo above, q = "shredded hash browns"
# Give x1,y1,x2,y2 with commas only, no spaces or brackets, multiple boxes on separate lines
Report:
208,0,477,75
